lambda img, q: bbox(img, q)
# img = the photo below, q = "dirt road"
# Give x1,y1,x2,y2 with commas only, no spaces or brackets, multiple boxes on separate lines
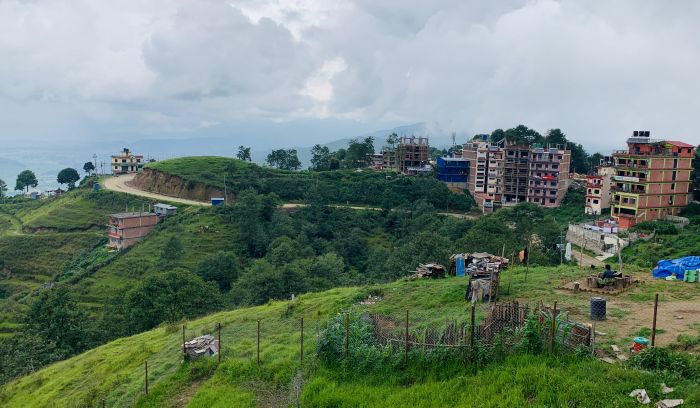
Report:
103,174,479,219
102,174,212,206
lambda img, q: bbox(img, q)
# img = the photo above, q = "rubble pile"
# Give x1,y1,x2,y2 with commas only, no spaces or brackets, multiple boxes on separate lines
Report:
407,263,446,280
183,334,219,360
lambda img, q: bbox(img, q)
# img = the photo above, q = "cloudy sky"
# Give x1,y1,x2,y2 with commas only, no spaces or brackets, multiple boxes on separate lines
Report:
1,0,699,152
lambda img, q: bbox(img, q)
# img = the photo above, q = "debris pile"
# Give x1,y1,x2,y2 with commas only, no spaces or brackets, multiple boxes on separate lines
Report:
183,334,219,360
407,263,446,280
451,252,509,277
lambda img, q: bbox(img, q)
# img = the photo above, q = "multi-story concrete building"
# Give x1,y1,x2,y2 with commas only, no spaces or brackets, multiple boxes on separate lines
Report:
436,156,469,190
111,148,144,175
462,140,571,212
611,131,695,229
396,136,429,174
502,144,531,205
527,144,571,208
585,162,615,215
107,212,159,250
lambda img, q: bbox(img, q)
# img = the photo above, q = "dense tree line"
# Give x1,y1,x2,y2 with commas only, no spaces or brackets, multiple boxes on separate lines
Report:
310,137,375,170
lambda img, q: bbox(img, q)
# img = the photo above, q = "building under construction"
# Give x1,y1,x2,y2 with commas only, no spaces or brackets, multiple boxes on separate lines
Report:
382,136,430,174
462,139,571,212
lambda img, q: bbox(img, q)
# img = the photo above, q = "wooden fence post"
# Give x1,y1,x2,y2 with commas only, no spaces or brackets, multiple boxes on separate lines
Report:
257,319,261,366
550,301,557,353
470,303,476,354
144,361,148,396
344,313,349,360
300,317,304,362
651,293,659,346
217,322,221,364
404,310,409,363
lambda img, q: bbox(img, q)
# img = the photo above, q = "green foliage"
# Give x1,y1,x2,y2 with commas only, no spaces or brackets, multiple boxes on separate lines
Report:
195,251,239,291
25,286,94,354
631,346,700,379
236,145,251,162
147,156,473,211
266,149,301,170
14,170,38,192
0,179,7,199
0,332,67,384
631,220,679,235
344,137,375,168
82,161,95,175
57,168,80,190
114,270,222,334
311,144,333,171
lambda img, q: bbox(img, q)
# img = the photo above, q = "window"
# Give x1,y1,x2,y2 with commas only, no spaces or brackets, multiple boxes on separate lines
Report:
549,198,556,204
594,189,600,194
671,183,675,191
593,199,599,204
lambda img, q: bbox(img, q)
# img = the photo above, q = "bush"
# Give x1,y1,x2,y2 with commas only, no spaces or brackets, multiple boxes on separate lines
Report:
631,346,700,379
631,221,678,235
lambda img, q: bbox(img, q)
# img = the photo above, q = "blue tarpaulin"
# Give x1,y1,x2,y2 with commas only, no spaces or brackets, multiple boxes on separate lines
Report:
651,256,700,279
455,255,465,277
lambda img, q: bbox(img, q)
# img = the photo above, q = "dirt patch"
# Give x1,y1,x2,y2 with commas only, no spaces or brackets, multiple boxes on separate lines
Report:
168,379,205,408
130,168,234,203
595,299,700,346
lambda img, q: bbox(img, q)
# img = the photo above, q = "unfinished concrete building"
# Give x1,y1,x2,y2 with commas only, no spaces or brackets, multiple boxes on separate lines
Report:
397,136,430,174
526,144,571,207
502,144,531,205
463,140,571,212
107,212,159,250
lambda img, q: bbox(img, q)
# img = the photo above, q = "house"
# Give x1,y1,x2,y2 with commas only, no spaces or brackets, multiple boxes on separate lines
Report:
610,131,695,229
154,203,177,217
24,190,41,200
585,163,615,215
436,156,469,189
107,212,159,250
111,148,144,175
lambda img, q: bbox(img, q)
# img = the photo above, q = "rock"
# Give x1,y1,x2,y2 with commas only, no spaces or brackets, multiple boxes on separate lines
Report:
655,399,683,408
595,330,606,336
674,315,683,320
617,353,629,361
660,384,674,394
611,345,621,353
629,389,651,404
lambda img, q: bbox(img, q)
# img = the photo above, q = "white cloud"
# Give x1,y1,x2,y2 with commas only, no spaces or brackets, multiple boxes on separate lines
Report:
0,0,699,150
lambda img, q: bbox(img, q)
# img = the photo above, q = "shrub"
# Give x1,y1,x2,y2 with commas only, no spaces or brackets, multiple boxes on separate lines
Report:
631,221,678,235
630,346,700,379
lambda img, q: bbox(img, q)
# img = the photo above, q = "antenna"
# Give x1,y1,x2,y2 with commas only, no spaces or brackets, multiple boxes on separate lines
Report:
451,132,456,147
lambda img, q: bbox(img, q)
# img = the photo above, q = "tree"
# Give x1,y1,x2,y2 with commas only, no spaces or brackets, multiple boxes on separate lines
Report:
122,270,221,332
237,145,252,161
57,168,80,190
195,251,239,291
15,170,38,192
161,236,183,263
82,161,95,175
310,144,332,171
266,149,301,170
345,137,374,168
0,179,7,201
25,286,93,354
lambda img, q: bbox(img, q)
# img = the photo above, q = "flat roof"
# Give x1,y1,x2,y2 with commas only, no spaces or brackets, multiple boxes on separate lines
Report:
154,203,177,209
110,212,157,219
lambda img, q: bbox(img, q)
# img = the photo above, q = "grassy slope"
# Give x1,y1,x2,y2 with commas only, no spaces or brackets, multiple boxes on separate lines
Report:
77,207,237,306
4,265,699,407
622,222,700,268
0,189,160,335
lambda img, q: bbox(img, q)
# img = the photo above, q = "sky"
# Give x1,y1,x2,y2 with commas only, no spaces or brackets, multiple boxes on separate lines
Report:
1,0,700,153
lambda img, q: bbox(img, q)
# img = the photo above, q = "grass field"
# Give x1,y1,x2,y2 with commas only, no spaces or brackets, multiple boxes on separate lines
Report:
3,264,699,407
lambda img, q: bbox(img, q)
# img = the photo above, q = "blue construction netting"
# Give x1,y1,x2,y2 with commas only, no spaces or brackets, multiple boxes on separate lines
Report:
651,256,700,279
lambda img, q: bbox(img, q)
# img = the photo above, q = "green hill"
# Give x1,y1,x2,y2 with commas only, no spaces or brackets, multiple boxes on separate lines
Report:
2,266,699,407
145,156,474,211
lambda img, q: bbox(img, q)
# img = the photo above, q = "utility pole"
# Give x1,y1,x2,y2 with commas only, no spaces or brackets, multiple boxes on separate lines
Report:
223,174,227,205
92,154,97,175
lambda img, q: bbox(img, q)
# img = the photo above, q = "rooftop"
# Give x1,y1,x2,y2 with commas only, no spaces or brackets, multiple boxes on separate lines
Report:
665,140,695,148
110,212,157,219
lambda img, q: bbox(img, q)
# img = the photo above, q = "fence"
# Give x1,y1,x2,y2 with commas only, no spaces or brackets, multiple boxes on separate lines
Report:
100,293,668,407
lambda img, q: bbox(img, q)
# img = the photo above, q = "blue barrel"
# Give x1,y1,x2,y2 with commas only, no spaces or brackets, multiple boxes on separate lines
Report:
590,297,606,321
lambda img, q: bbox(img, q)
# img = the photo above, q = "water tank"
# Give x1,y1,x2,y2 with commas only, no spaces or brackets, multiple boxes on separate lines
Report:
590,297,606,321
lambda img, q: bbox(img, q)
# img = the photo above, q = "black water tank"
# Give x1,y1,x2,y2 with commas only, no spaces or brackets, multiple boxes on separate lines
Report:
590,297,607,321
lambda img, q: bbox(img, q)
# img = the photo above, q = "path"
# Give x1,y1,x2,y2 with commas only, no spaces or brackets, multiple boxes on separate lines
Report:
575,248,605,268
102,174,212,206
103,174,478,219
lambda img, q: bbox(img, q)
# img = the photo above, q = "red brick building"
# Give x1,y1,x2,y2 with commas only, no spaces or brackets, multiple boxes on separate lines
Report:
107,212,159,250
611,131,695,229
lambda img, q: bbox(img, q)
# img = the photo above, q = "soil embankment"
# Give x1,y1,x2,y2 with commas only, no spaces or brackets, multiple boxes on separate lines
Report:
128,168,233,203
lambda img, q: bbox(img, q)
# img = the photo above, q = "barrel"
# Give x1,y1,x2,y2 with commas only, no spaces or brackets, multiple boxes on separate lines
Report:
590,297,606,321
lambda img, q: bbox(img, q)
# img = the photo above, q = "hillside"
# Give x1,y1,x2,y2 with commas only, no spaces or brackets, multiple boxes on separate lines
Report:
2,265,699,407
139,156,474,211
0,188,158,337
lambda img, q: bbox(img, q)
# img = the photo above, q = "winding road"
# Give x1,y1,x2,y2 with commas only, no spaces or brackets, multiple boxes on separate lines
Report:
102,174,478,219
